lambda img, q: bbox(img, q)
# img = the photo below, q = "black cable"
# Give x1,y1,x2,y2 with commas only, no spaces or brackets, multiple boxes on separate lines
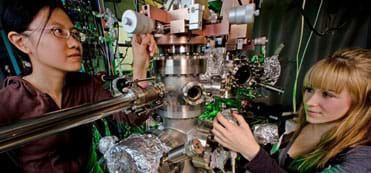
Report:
113,0,119,68
118,47,130,65
238,0,243,6
113,0,118,18
293,0,349,37
135,0,139,12
166,0,175,11
255,0,262,10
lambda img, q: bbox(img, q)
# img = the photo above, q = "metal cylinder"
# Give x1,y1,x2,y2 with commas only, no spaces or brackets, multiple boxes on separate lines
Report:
122,10,154,34
201,79,223,97
228,4,255,24
154,55,207,121
166,138,203,163
167,145,189,163
0,84,164,152
154,57,207,75
156,76,204,119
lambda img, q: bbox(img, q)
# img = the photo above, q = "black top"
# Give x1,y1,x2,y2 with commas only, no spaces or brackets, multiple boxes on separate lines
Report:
242,133,371,173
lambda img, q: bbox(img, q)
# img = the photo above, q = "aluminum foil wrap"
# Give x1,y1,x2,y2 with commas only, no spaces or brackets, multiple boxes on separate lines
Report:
263,55,281,85
252,123,279,145
210,147,229,171
200,48,226,80
222,108,237,125
99,136,119,154
100,134,171,173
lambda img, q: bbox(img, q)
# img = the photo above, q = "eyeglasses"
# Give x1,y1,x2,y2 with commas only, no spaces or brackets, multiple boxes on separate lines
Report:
25,27,86,42
47,27,86,42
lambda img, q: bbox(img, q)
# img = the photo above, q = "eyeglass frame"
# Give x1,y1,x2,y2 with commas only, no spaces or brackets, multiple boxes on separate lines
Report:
23,27,86,42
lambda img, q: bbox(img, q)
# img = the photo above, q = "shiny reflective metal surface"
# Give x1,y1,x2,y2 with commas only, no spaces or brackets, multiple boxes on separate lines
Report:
154,57,206,75
0,84,164,153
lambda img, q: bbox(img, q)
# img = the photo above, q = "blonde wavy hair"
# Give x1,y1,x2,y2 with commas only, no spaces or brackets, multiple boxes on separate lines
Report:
294,48,371,171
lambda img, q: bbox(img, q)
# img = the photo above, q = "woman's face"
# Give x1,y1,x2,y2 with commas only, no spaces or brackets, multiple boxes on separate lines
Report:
303,87,352,124
23,7,82,73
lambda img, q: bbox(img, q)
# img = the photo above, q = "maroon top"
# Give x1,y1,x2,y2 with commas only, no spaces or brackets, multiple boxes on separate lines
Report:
0,72,120,173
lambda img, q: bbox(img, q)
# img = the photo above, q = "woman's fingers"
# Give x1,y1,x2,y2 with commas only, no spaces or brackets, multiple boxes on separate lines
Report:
134,34,157,56
232,112,249,128
216,112,234,130
212,120,228,137
211,127,226,141
214,136,234,149
131,34,141,46
147,34,157,56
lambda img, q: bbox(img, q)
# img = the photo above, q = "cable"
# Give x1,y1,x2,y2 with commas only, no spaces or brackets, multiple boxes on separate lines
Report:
292,0,323,112
293,0,348,36
238,0,243,6
298,0,323,78
112,0,118,18
118,47,130,66
112,0,120,75
292,0,306,113
166,0,175,11
135,0,140,12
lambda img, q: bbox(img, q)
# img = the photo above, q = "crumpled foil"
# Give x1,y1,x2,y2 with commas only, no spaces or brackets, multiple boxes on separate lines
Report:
210,147,229,171
99,136,119,154
200,48,226,80
263,55,281,85
252,123,279,145
221,108,237,125
100,134,171,173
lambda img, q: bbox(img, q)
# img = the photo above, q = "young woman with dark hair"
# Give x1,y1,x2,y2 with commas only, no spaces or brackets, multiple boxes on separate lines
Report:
0,0,156,172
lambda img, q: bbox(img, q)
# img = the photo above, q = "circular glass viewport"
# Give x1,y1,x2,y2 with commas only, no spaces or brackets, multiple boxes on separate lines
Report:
235,65,251,85
187,86,202,101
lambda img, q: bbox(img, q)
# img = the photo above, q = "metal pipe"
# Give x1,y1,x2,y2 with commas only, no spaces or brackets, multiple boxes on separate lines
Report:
0,84,164,153
166,138,203,163
257,83,285,94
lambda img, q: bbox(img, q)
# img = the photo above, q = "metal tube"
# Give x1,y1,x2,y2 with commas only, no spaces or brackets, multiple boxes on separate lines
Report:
0,84,164,153
167,144,188,163
257,83,285,94
0,96,133,140
166,138,203,163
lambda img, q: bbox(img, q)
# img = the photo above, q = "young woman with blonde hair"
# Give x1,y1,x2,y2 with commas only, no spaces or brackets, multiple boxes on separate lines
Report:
213,48,371,172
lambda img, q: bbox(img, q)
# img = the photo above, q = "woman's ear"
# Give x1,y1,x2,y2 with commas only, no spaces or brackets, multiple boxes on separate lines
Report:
7,31,31,54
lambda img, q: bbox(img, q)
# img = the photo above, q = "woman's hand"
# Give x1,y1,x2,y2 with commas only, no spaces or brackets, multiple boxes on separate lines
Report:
131,34,157,87
212,111,261,161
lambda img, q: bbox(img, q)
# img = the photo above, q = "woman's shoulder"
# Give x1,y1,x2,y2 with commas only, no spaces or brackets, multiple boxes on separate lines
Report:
343,145,371,159
0,76,40,123
0,76,37,96
325,145,371,173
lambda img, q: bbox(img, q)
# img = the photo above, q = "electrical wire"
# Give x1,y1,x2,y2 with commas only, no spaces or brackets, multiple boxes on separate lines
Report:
292,0,323,113
292,0,306,113
118,47,130,66
135,0,140,12
112,0,121,75
238,0,243,6
166,0,175,11
293,0,348,36
298,0,323,78
94,0,112,75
